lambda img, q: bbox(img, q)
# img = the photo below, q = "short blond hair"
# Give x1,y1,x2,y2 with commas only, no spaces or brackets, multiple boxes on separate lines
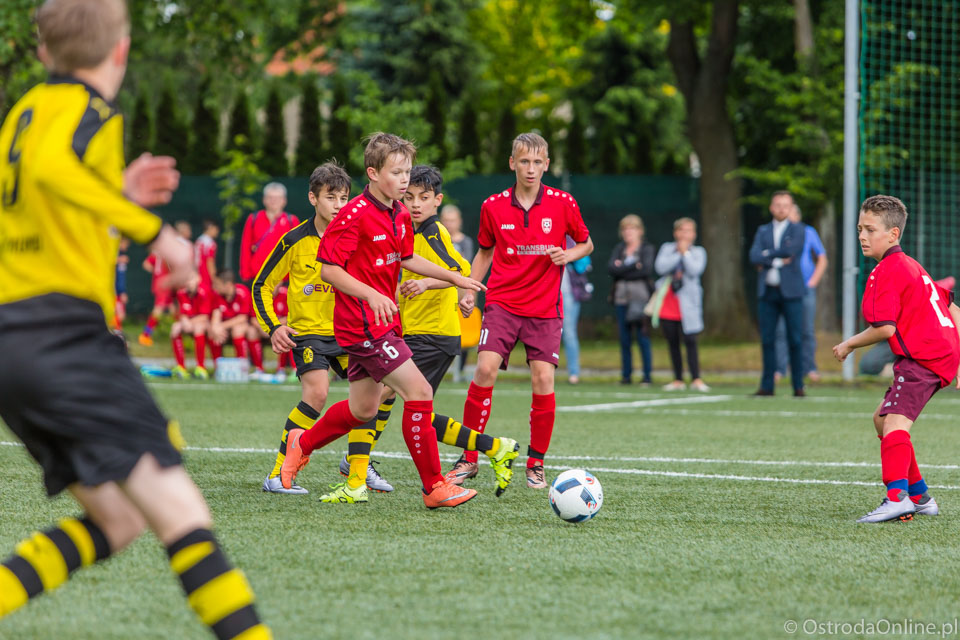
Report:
619,214,644,235
37,0,129,73
673,217,696,231
511,132,549,158
364,132,416,171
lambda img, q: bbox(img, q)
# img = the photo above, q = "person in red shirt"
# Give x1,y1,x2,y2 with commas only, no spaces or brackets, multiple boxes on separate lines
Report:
195,219,219,290
833,195,960,523
239,183,299,282
271,284,296,381
210,269,256,365
451,133,593,490
278,133,519,508
171,274,213,379
138,251,174,346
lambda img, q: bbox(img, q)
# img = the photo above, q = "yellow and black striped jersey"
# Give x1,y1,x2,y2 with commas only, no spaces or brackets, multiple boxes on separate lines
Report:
0,76,163,323
399,215,471,337
253,217,336,337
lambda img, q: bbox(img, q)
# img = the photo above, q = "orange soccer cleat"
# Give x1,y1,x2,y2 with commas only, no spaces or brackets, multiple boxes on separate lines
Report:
422,480,477,509
279,429,311,490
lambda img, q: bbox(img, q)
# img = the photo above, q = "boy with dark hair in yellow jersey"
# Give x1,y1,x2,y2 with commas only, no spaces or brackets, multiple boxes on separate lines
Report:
0,2,271,639
255,161,395,497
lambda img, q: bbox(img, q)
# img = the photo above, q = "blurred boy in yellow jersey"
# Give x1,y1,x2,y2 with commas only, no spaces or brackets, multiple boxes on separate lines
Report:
0,1,270,638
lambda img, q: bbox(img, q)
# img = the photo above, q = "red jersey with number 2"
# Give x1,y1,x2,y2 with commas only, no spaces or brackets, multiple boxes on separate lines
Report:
862,246,959,386
477,184,590,319
317,187,414,346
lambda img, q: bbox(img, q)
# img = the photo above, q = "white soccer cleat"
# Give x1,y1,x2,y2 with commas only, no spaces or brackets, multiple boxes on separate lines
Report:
338,456,394,492
914,495,939,516
262,475,308,495
856,493,916,523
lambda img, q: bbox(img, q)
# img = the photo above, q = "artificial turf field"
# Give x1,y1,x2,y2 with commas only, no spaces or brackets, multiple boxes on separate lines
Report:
3,379,960,640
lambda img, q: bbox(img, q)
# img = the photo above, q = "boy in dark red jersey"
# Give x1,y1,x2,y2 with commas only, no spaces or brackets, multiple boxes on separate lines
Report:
452,133,593,489
171,274,214,379
280,133,519,508
210,269,256,364
271,284,296,381
138,250,175,346
195,219,219,290
833,195,960,523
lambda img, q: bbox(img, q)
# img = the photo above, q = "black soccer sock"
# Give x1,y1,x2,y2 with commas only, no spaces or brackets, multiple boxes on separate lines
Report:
371,396,396,451
167,528,270,639
0,517,110,617
433,414,497,453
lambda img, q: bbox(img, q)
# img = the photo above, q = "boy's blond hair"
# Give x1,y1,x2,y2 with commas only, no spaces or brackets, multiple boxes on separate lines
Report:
511,132,549,158
364,132,416,171
861,194,908,234
37,0,129,73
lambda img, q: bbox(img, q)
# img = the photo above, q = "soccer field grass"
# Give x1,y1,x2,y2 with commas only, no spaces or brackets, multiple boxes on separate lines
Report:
3,380,960,640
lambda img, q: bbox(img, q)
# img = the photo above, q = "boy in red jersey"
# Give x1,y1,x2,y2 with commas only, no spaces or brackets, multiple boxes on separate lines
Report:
210,269,256,363
280,133,519,508
452,133,593,489
195,219,219,290
171,274,214,379
138,250,174,346
271,284,296,381
833,195,960,523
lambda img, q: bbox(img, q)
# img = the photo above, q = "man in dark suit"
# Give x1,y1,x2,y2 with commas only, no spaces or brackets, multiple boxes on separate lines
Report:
749,191,807,396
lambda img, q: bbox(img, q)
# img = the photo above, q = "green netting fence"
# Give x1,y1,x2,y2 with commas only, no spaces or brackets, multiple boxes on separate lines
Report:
859,1,960,292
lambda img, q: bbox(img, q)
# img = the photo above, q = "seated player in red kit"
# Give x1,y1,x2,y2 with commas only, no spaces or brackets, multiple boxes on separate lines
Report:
210,269,258,366
139,250,174,346
833,195,960,523
171,274,213,379
280,133,519,507
272,284,297,382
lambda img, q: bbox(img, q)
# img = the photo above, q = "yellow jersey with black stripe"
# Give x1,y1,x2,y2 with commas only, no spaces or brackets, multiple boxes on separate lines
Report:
253,217,336,337
0,76,162,323
399,215,470,337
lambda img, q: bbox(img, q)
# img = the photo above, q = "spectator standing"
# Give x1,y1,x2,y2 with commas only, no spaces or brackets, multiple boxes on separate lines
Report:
609,214,655,385
774,204,828,383
654,218,708,391
749,191,807,396
239,182,299,282
440,204,476,383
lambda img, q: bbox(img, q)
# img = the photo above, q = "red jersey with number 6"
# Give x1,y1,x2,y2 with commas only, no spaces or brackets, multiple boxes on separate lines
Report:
477,184,590,319
862,246,959,386
317,186,414,346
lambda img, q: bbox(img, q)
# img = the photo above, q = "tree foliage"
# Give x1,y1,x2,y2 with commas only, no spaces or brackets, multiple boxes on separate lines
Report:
128,92,153,161
184,77,220,174
227,92,254,154
154,85,189,163
294,77,323,176
261,85,289,177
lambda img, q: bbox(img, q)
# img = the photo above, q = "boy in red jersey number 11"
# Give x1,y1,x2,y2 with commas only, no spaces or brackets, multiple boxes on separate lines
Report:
833,195,960,523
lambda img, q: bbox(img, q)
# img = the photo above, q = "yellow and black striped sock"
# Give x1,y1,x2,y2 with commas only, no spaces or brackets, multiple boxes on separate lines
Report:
269,401,321,479
432,414,499,455
0,517,111,617
346,422,376,489
369,396,395,454
167,528,271,640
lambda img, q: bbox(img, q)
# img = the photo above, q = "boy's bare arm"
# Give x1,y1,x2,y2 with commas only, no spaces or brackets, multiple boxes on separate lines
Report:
401,254,485,292
833,324,896,362
320,263,397,326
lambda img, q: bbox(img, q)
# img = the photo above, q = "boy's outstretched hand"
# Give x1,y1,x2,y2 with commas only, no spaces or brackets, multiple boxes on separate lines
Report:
452,274,486,292
124,153,180,207
833,341,853,362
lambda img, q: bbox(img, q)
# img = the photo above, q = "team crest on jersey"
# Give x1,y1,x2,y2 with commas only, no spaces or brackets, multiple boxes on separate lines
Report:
376,258,384,266
303,284,315,295
541,218,552,233
303,347,314,364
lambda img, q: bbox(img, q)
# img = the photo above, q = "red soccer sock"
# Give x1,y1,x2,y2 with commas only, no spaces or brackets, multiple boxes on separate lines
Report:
172,335,185,368
232,337,248,359
248,339,263,371
145,314,158,334
403,399,443,490
279,351,292,369
299,399,364,455
462,382,494,464
880,430,913,501
194,334,206,369
210,341,222,361
528,392,556,469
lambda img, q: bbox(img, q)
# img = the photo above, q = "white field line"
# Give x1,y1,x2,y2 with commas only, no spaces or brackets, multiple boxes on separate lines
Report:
556,395,732,412
8,440,960,490
634,407,960,421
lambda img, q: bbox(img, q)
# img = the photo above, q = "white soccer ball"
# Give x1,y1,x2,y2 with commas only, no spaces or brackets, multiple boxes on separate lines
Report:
548,469,603,523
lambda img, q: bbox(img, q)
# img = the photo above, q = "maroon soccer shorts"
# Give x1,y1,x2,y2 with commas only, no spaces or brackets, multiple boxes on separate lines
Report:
878,356,943,422
479,303,562,370
343,329,413,383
